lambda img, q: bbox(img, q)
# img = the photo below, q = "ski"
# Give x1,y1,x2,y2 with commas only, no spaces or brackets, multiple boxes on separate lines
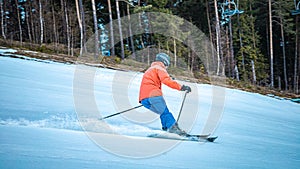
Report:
148,132,218,142
186,133,211,138
186,134,218,142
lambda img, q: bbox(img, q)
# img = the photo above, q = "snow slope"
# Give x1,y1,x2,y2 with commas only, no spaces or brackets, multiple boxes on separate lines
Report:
0,48,299,169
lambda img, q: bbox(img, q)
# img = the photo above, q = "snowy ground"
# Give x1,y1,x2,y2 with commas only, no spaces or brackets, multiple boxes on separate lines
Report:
0,48,299,169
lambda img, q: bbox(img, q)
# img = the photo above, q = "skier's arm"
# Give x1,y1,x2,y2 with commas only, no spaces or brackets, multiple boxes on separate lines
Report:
157,69,181,90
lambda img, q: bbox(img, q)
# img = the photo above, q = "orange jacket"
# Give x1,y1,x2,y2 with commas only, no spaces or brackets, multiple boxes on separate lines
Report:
139,61,182,102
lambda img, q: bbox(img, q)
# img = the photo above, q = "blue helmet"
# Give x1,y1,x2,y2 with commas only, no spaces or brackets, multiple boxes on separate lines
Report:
155,53,170,67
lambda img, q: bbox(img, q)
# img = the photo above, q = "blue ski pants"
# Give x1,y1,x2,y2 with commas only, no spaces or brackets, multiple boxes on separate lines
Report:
140,96,176,129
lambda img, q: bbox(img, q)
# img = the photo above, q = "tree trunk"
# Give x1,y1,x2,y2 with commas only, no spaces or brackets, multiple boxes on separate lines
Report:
116,0,125,59
26,9,32,44
63,0,70,55
269,0,274,88
108,0,115,56
24,2,32,44
15,0,22,44
173,38,177,67
138,0,145,61
188,46,191,72
147,46,150,65
39,0,43,44
278,76,281,90
127,4,135,59
294,15,299,93
296,76,299,94
214,0,221,75
251,60,256,84
229,20,234,78
75,0,83,56
0,0,6,39
191,50,195,74
206,0,213,72
51,0,57,47
237,6,245,80
29,1,36,44
80,0,87,53
91,0,99,58
225,26,230,77
235,65,240,81
280,18,288,91
69,16,73,56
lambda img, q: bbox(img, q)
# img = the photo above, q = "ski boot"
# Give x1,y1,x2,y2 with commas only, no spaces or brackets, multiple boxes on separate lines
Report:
168,123,187,136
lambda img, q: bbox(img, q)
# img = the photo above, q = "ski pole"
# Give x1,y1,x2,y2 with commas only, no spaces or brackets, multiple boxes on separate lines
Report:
99,105,143,120
177,90,188,122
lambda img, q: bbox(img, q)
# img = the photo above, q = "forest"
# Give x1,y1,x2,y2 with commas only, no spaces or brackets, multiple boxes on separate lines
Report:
0,0,299,94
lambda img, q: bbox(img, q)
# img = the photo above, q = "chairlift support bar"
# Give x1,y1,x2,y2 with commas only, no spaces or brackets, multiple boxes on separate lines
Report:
291,1,300,15
219,0,244,25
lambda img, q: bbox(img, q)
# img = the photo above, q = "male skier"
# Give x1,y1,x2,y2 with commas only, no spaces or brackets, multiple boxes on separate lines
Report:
139,53,191,136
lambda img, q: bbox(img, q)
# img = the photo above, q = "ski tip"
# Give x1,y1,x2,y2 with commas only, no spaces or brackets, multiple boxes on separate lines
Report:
207,136,218,142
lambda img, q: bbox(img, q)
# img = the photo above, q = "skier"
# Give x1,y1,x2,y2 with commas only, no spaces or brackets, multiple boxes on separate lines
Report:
139,53,191,136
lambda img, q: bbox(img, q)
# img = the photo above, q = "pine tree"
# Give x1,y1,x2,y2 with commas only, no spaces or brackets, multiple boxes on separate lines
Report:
272,0,295,90
233,0,268,84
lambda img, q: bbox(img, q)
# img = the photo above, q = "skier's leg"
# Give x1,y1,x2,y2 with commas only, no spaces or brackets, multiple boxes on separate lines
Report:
159,107,176,129
141,96,167,114
146,96,176,129
141,97,186,135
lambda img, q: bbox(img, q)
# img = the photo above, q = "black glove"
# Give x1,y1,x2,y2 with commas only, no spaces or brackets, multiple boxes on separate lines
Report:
181,85,191,93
